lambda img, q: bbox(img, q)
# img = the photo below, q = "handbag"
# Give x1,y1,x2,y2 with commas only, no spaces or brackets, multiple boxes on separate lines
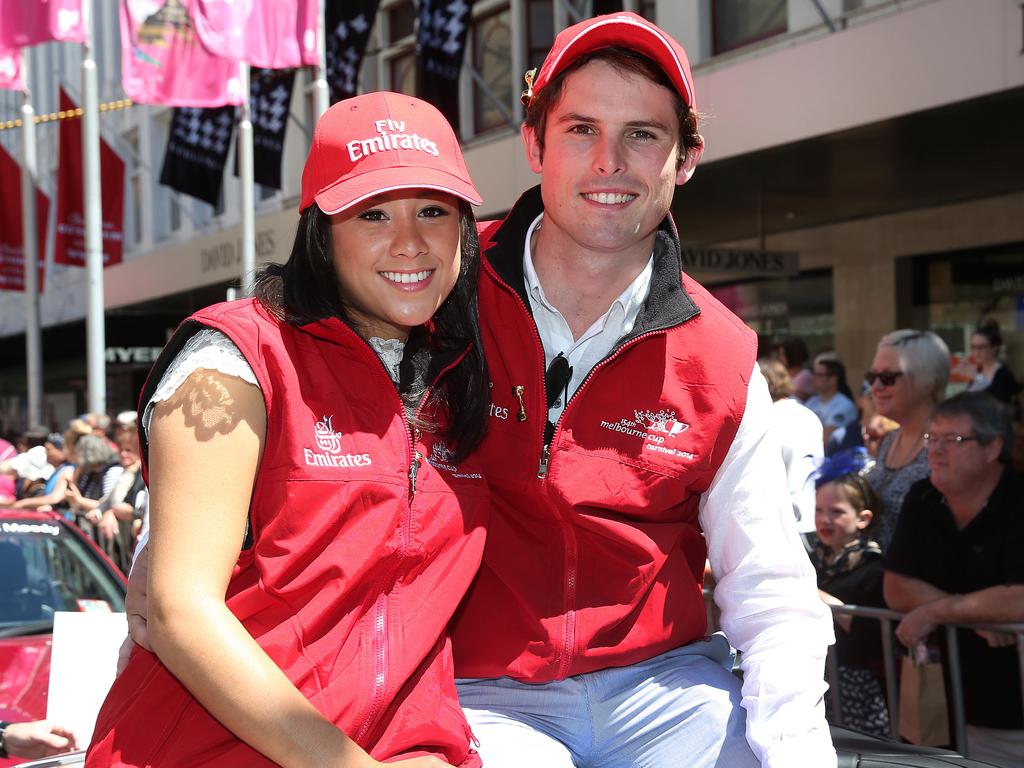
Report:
898,644,950,747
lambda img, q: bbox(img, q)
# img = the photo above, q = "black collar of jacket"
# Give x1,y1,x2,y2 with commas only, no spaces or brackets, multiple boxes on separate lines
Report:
484,185,701,340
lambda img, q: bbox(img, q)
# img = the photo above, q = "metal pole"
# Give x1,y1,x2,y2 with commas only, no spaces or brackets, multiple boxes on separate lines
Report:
82,0,106,414
19,50,43,429
312,0,329,119
944,625,967,755
238,62,256,297
879,617,900,739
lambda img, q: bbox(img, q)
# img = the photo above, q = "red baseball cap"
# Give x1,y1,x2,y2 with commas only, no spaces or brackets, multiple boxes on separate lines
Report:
525,12,697,111
299,91,482,214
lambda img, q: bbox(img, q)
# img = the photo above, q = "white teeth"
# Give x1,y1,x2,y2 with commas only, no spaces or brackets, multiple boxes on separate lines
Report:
583,192,636,205
381,270,432,284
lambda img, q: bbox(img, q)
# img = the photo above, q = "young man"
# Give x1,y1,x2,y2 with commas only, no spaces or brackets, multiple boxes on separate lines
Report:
123,13,836,767
885,392,1024,767
452,13,835,767
806,353,859,450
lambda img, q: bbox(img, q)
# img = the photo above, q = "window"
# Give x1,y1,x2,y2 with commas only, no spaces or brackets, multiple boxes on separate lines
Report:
388,0,417,41
383,0,417,94
472,7,513,134
712,0,787,54
526,0,555,73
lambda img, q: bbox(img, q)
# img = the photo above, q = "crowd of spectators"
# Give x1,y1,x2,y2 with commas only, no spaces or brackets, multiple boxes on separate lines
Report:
760,321,1022,765
0,410,146,575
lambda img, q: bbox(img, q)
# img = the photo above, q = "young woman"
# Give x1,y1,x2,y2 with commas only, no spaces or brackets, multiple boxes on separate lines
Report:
86,92,490,768
812,449,890,737
966,321,1021,405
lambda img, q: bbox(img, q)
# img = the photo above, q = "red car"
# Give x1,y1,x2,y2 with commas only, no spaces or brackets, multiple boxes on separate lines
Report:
0,509,126,767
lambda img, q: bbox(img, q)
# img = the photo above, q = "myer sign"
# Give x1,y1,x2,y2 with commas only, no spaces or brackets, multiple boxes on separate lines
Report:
680,248,798,277
106,347,163,365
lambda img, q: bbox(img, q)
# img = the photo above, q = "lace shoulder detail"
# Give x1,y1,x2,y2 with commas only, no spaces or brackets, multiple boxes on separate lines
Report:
142,328,260,438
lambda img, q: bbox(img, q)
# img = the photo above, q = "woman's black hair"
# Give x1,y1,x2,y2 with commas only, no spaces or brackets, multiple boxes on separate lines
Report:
254,202,488,462
974,320,1002,349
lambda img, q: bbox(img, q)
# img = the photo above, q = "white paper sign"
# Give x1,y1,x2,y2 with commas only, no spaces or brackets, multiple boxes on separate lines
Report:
46,611,128,747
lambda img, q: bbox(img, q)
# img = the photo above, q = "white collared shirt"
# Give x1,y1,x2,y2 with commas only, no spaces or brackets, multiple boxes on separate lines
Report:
523,212,836,766
523,213,653,427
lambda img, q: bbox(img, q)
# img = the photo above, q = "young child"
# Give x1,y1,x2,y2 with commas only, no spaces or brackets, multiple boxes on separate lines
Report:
812,448,891,737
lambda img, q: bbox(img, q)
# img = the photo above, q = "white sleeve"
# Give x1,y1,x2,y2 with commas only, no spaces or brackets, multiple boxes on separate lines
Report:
141,328,259,440
698,365,837,768
132,327,259,573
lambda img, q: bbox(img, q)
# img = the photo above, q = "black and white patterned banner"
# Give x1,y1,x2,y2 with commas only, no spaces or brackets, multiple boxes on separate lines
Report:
160,106,236,206
234,68,295,190
416,0,476,133
326,0,380,104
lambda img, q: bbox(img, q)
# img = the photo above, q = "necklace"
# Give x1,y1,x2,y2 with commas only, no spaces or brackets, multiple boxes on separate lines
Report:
887,429,923,469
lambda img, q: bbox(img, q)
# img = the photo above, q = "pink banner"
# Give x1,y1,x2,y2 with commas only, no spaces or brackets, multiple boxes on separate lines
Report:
120,0,243,106
189,0,318,69
0,144,48,293
0,45,21,90
0,0,86,48
54,89,126,268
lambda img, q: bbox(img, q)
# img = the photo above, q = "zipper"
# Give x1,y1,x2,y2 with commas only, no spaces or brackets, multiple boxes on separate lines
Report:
346,337,466,742
355,591,389,742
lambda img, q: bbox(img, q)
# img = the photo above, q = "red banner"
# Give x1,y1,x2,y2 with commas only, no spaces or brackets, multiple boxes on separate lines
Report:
0,144,48,292
55,89,126,267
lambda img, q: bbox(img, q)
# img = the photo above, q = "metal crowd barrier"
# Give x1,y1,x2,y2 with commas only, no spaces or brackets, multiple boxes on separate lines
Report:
825,603,1024,757
701,588,1024,757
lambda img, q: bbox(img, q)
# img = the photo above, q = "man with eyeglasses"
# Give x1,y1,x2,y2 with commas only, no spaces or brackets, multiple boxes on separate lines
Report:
884,391,1024,767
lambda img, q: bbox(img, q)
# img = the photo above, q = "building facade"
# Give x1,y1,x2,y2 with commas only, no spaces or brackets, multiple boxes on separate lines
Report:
1,0,1022,431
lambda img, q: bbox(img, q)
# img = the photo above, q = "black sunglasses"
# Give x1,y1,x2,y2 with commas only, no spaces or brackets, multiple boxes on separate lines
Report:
865,369,904,387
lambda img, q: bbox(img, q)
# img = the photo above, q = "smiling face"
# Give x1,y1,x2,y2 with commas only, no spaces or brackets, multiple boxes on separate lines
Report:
522,59,687,262
869,345,913,421
815,481,872,552
329,190,462,341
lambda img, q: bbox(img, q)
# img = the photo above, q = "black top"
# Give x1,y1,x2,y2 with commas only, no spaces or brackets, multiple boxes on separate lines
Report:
983,364,1021,407
885,470,1024,729
817,552,886,669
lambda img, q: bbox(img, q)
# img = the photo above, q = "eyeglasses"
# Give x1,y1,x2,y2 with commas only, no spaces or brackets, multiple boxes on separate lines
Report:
923,433,981,449
865,369,904,387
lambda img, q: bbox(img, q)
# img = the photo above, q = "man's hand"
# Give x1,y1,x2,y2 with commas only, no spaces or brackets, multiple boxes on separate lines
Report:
387,757,454,767
127,541,152,650
3,720,78,759
896,604,938,648
99,509,119,540
975,629,1018,648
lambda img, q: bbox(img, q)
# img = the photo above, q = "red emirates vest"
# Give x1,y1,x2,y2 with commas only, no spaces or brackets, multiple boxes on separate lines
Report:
450,205,755,682
89,300,487,766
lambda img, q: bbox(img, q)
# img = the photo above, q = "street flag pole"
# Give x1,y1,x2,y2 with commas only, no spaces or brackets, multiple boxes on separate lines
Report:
313,0,329,119
19,49,43,428
238,62,255,297
81,0,106,414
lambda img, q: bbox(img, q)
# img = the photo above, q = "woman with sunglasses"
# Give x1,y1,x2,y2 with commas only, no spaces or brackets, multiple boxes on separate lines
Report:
87,93,489,768
864,330,950,550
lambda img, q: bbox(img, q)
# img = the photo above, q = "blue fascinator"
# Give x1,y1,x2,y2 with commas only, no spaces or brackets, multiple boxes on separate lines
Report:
812,447,874,489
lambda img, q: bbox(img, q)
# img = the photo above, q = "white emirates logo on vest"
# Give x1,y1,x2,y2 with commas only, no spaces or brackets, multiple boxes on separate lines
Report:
304,415,372,468
347,119,440,162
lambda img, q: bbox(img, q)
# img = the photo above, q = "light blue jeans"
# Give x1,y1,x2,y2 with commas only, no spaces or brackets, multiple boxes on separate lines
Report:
456,634,758,768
